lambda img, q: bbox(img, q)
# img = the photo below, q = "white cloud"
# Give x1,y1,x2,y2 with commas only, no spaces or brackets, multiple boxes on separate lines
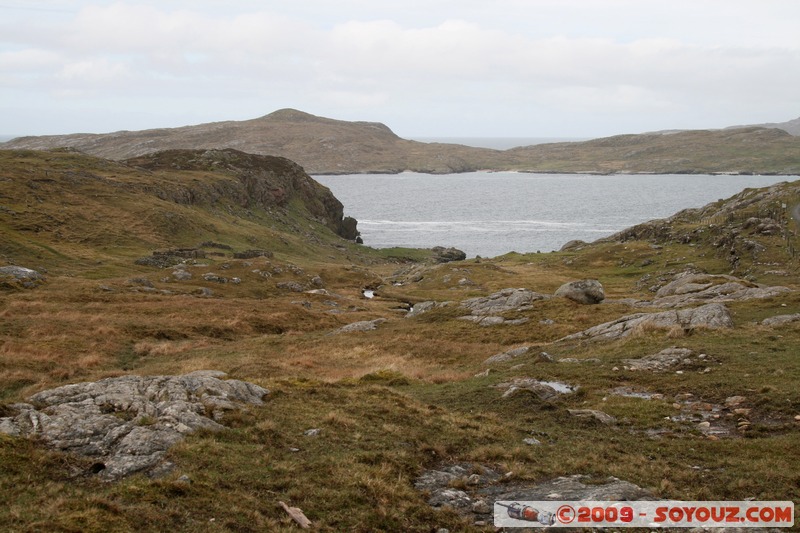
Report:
0,0,798,136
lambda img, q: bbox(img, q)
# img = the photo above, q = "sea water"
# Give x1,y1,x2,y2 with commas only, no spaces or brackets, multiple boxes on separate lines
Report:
314,172,794,258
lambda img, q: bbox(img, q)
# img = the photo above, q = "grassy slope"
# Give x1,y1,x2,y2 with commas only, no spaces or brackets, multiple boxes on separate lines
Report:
1,149,799,531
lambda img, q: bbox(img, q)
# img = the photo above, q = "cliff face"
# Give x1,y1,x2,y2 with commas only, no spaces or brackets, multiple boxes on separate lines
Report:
123,149,358,239
0,148,358,271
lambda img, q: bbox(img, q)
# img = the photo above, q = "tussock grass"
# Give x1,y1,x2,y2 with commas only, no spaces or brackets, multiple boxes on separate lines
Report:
2,149,800,531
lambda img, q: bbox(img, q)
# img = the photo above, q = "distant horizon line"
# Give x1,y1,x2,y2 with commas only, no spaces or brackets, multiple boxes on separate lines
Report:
409,136,591,149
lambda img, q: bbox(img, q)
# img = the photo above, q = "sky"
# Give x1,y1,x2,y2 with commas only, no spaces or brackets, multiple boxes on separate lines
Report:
1,0,799,139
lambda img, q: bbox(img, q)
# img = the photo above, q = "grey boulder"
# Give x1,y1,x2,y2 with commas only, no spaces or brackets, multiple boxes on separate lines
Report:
560,303,734,342
0,371,268,480
555,279,605,304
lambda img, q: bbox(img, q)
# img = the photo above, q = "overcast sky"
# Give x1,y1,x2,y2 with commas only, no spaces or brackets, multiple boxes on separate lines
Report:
1,0,799,139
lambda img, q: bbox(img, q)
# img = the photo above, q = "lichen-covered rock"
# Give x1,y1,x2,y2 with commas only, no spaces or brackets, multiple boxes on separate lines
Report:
431,246,466,263
495,378,575,401
461,288,548,316
623,347,693,371
457,315,529,327
637,273,790,308
332,318,387,334
0,371,268,480
761,313,800,327
415,463,653,521
406,301,452,319
484,346,531,364
0,265,45,289
554,279,605,304
560,303,734,342
568,409,617,425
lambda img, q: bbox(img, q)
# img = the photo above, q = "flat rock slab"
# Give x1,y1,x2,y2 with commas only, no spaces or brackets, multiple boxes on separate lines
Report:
331,318,387,334
761,313,800,327
0,265,45,289
0,371,268,480
636,273,790,309
461,288,548,316
568,409,617,425
496,378,576,401
0,265,44,280
457,315,530,327
415,463,652,521
623,347,694,372
560,303,734,342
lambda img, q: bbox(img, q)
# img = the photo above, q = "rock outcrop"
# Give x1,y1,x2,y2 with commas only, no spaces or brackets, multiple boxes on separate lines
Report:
568,409,617,425
762,313,800,327
484,346,531,364
495,378,575,401
124,149,359,240
456,288,548,326
0,265,44,289
560,303,734,342
638,273,790,308
331,318,387,334
623,347,694,371
431,247,467,263
461,288,548,316
0,371,268,480
415,463,652,521
554,279,605,304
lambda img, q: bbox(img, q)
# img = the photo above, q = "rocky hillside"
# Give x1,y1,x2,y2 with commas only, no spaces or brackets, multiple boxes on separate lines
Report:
0,148,361,273
2,109,507,175
1,148,799,531
5,109,800,175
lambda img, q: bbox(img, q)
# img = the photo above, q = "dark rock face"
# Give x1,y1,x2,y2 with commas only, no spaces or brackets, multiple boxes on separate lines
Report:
431,246,466,263
339,216,360,241
124,149,358,240
0,371,268,480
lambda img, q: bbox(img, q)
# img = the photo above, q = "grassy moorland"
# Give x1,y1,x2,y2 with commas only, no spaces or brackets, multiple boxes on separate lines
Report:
1,149,799,532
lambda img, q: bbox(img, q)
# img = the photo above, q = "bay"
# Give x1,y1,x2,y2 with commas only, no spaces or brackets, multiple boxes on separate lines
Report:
314,172,795,258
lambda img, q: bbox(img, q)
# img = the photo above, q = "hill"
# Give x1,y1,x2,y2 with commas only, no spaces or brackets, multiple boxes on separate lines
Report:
729,116,800,136
1,109,507,175
1,149,799,531
506,127,800,175
4,109,800,175
0,148,368,276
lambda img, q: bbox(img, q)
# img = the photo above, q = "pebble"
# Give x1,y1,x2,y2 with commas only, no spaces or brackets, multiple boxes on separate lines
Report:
471,500,491,514
523,437,542,446
724,395,747,407
304,428,321,437
794,415,800,421
697,421,711,429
